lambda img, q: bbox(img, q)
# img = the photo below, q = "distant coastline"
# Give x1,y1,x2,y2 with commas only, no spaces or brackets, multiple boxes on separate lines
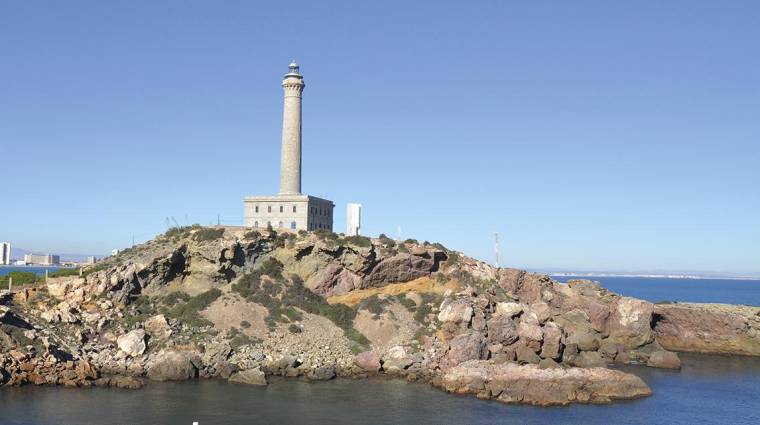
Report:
546,272,760,281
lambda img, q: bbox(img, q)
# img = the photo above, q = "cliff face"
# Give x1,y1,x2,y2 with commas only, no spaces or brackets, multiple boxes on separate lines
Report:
1,226,758,405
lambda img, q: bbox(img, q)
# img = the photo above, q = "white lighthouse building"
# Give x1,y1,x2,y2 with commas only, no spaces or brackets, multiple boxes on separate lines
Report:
244,61,334,231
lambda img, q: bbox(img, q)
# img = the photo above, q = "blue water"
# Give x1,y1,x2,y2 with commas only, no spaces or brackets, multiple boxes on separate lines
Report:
552,276,760,307
1,353,759,425
0,265,63,276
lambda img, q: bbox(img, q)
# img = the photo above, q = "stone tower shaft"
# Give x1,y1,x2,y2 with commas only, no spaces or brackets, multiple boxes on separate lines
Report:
279,61,305,195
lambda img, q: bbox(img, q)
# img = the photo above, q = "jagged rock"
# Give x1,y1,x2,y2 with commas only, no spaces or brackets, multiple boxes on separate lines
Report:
495,302,522,317
363,252,440,288
146,350,197,381
382,346,413,372
109,376,144,389
229,368,267,386
566,332,600,352
117,329,146,357
144,315,172,339
538,358,560,369
441,360,651,406
516,318,543,345
437,300,473,324
444,332,485,368
569,351,606,368
516,344,541,364
540,322,563,360
353,350,381,372
486,315,518,345
647,350,682,369
607,298,654,349
307,365,336,381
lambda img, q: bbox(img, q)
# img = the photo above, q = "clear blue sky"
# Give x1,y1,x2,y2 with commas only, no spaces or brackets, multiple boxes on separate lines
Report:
1,1,758,274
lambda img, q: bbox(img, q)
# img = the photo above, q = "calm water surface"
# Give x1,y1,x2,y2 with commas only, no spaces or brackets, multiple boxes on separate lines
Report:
1,354,759,425
552,275,760,306
2,276,759,424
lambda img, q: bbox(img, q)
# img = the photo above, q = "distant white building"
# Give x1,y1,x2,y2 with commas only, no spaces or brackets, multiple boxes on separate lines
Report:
346,203,362,236
111,249,120,256
87,256,98,265
1,242,10,265
23,253,60,265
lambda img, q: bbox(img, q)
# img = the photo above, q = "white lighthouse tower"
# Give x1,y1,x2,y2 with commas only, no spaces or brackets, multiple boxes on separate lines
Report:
244,61,334,231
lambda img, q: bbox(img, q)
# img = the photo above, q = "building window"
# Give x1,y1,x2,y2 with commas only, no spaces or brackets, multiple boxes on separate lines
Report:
290,221,296,229
255,206,259,213
268,206,272,213
254,221,258,227
292,205,297,213
280,205,284,213
279,221,283,228
267,221,271,227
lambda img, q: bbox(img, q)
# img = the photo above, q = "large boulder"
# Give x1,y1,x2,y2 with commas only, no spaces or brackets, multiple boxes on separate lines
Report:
444,332,485,368
229,368,267,386
440,360,651,406
382,346,413,372
144,315,172,340
146,350,197,381
540,322,563,360
353,350,381,372
116,329,146,357
607,298,654,349
486,315,519,345
363,252,440,288
647,350,682,369
437,299,474,325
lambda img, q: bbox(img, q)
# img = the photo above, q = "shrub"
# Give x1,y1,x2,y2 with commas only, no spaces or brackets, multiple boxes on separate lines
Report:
288,324,302,334
341,235,371,248
244,230,261,239
395,295,418,312
193,228,225,242
314,228,338,240
358,295,388,318
165,288,222,327
240,320,251,328
431,242,448,252
163,291,191,306
0,271,38,286
446,252,460,267
404,238,418,245
49,268,81,278
378,234,396,248
258,258,284,280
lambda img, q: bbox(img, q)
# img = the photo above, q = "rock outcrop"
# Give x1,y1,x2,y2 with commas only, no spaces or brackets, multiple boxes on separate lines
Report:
1,226,758,407
653,303,760,356
440,360,651,406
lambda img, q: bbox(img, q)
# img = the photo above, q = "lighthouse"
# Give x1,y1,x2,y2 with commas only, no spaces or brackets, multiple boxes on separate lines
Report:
244,62,334,231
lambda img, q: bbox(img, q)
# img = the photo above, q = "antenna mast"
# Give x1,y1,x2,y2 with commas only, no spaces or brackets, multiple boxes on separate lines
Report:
494,232,500,268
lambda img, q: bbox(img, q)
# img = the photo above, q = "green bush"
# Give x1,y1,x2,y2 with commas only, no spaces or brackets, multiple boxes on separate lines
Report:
404,238,418,245
446,252,460,266
258,258,283,280
244,230,261,239
49,268,81,278
165,288,222,327
378,234,396,248
341,235,371,247
0,271,38,286
314,228,338,240
163,291,191,306
192,228,225,242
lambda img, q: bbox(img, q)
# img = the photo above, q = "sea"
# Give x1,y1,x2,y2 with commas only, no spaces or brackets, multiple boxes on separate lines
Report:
1,275,759,424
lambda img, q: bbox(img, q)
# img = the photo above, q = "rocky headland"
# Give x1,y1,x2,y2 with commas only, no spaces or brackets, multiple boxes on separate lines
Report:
1,226,758,406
